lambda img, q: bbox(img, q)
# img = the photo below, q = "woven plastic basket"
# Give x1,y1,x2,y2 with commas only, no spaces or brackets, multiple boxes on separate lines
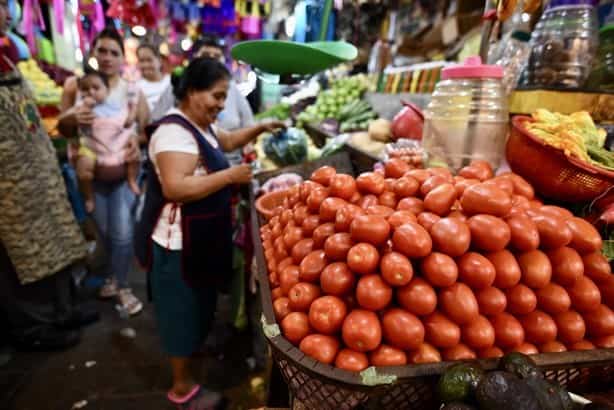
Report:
506,116,614,203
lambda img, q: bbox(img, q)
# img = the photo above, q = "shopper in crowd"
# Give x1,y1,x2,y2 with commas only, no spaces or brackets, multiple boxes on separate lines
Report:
0,0,97,351
136,43,170,112
136,57,283,408
59,27,150,315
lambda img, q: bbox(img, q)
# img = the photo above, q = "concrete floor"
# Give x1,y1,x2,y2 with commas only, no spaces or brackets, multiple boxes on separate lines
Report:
0,280,268,410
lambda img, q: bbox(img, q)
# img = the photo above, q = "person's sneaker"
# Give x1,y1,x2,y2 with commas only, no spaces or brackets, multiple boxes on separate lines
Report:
14,328,80,352
117,289,143,316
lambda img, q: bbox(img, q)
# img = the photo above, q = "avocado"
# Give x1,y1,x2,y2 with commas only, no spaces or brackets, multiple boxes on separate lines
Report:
524,377,565,410
550,382,574,410
476,371,541,410
437,363,485,404
441,403,477,410
499,352,542,380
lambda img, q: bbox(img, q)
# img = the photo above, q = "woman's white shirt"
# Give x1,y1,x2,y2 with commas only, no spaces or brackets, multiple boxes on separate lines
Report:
138,75,171,112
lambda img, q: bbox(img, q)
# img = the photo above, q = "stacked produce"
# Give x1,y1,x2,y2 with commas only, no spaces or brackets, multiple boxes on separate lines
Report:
259,158,614,371
18,59,63,106
262,128,309,167
338,100,377,133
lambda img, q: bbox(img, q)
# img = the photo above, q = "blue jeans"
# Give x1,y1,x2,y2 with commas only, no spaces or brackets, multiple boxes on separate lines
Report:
92,180,136,289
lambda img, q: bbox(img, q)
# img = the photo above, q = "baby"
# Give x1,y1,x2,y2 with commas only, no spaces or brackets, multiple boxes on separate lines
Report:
76,71,140,213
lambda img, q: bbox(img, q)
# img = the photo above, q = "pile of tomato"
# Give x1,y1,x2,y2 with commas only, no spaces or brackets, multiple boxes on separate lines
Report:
259,158,614,372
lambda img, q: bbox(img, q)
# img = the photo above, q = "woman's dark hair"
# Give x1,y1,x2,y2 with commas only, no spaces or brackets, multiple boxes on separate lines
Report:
92,27,125,55
137,43,160,59
172,57,230,101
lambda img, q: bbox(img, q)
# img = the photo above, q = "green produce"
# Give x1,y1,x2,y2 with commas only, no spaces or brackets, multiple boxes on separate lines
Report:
320,137,346,158
499,352,542,380
255,103,291,121
263,128,308,166
438,363,485,404
475,371,541,410
525,377,566,410
441,403,478,410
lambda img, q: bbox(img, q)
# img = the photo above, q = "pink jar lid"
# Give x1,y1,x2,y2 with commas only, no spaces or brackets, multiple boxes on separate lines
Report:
442,56,504,79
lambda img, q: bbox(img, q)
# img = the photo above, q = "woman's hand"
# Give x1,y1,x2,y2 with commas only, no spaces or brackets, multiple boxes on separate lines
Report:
260,120,286,133
74,103,96,126
226,164,252,184
124,136,140,163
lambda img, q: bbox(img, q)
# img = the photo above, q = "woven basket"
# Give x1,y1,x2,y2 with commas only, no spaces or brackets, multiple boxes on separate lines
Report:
506,116,614,203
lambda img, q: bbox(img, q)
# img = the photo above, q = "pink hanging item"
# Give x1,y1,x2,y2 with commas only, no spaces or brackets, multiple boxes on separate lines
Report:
20,0,45,54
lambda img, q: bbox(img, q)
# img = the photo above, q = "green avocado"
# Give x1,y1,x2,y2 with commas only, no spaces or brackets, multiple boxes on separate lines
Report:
525,377,565,410
476,371,541,410
437,363,485,404
499,352,542,380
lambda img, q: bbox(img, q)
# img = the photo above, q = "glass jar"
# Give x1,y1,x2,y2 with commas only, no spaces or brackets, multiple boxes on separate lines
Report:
525,0,599,88
422,57,508,171
586,25,614,91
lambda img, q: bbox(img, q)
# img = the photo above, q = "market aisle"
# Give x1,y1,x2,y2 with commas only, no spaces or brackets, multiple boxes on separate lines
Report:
0,272,267,410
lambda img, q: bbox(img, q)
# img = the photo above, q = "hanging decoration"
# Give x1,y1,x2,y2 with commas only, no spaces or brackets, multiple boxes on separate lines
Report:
52,0,64,35
107,0,157,28
20,0,46,54
76,0,105,53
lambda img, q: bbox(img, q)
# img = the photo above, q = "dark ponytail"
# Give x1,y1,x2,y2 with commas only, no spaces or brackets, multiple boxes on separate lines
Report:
171,57,230,101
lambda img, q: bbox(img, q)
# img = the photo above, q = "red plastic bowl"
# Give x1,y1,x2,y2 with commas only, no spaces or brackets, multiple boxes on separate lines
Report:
256,189,289,220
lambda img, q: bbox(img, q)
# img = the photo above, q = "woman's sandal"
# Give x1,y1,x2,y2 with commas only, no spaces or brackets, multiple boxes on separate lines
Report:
117,289,143,316
167,385,224,410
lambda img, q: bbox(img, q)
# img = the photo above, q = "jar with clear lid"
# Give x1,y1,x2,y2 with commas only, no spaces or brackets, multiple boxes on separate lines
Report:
422,56,508,171
586,25,614,91
525,0,599,88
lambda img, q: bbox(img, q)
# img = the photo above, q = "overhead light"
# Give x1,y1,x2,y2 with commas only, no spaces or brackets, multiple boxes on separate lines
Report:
88,57,99,70
181,38,193,51
521,13,531,23
159,42,170,56
132,25,147,36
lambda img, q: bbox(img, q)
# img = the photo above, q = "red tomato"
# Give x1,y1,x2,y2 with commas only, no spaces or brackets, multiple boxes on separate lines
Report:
567,217,603,254
335,349,369,372
421,252,458,288
299,250,328,282
458,253,497,289
358,194,379,210
555,310,586,344
330,174,357,201
350,215,391,246
430,218,471,257
421,175,448,197
424,183,457,216
483,177,514,196
279,265,300,295
424,311,461,348
269,272,280,287
366,205,395,219
278,257,294,273
356,172,386,195
429,167,454,181
443,344,477,361
308,296,347,335
283,227,304,251
392,222,432,258
334,204,365,232
380,252,414,287
506,215,540,252
405,169,430,184
349,191,362,204
385,158,411,178
397,197,424,215
291,238,315,265
531,213,573,249
454,177,481,198
280,209,293,227
320,262,355,296
393,176,420,198
518,250,552,289
388,210,417,229
459,165,491,182
460,184,512,217
342,310,382,352
468,215,511,252
302,215,320,237
548,247,584,287
382,308,425,350
306,188,329,213
593,335,614,348
417,212,442,232
506,284,538,315
384,178,396,192
521,310,558,345
585,304,614,338
447,210,468,223
536,283,571,315
281,312,311,344
491,313,525,349
509,343,539,355
347,243,380,275
540,341,567,353
507,173,534,199
476,286,507,316
440,283,480,325
300,181,320,202
408,343,442,364
324,233,354,261
271,287,283,301
293,205,310,226
568,276,602,313
569,340,596,351
397,278,438,316
313,223,336,249
478,346,504,359
288,282,321,312
540,205,573,219
486,250,522,289
379,191,398,209
462,315,496,349
299,334,339,364
319,197,347,222
311,166,336,186
369,345,408,366
356,274,393,311
582,251,612,283
273,297,291,321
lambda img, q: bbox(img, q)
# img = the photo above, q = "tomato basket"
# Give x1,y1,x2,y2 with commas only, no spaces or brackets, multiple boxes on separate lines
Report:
506,116,614,203
256,190,290,221
250,149,614,410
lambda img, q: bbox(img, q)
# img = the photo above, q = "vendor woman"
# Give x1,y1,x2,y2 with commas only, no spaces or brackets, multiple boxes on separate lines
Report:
137,57,283,408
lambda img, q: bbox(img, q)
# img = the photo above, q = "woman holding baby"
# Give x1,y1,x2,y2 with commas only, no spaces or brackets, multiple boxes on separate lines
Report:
59,28,149,315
